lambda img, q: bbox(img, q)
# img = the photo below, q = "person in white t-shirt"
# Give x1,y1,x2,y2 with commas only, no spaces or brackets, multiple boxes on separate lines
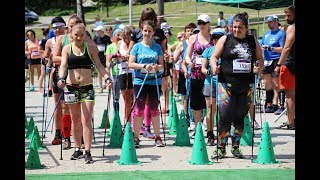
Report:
217,11,227,28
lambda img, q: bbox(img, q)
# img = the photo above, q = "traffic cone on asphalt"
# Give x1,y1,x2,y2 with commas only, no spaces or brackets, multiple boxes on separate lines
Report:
174,109,191,146
26,117,35,139
240,114,254,146
25,147,45,169
98,109,110,129
108,111,123,148
169,98,179,135
188,122,212,165
26,125,44,150
253,122,279,164
116,122,141,165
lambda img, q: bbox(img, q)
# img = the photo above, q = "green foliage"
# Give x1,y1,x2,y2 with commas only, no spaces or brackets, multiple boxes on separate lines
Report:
42,8,75,16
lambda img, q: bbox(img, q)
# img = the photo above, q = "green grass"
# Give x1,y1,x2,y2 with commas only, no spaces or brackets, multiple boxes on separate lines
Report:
27,1,288,39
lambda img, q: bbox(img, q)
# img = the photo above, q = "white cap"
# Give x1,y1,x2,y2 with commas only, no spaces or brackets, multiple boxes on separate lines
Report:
94,25,104,31
115,17,121,22
160,22,172,30
197,14,211,23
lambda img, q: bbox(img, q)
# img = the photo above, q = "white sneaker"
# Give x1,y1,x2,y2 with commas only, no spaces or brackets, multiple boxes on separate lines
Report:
188,122,196,132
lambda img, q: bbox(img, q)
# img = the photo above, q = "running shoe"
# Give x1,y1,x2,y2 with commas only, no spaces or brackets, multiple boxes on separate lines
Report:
84,151,94,164
231,147,244,159
276,122,289,129
211,148,226,159
264,106,274,113
51,137,62,145
188,122,196,132
155,136,165,147
274,107,285,115
62,138,71,150
206,135,216,146
48,89,53,97
30,86,35,91
143,130,156,139
287,124,295,130
97,88,103,94
134,137,140,148
70,150,83,160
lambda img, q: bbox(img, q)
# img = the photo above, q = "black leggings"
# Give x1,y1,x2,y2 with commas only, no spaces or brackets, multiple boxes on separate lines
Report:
217,82,253,134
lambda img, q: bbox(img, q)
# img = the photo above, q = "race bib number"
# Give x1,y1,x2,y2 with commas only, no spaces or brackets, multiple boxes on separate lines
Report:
264,60,273,67
195,56,203,65
121,61,128,69
97,44,105,52
64,91,75,104
31,51,40,56
141,68,156,75
174,63,180,70
232,59,251,73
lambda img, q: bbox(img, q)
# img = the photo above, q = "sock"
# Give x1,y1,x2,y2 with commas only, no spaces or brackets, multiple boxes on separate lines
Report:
75,147,80,151
265,90,274,106
279,90,285,107
85,150,90,154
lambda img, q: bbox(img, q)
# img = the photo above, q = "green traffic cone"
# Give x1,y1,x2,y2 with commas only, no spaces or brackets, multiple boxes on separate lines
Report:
25,114,29,130
26,126,45,150
25,147,45,169
108,111,123,148
174,109,191,146
253,122,279,164
116,122,141,165
98,109,110,129
240,114,254,146
169,98,179,135
26,117,35,139
188,122,212,165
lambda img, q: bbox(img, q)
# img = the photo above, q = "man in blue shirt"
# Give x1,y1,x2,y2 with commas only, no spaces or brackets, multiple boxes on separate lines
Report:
260,15,285,114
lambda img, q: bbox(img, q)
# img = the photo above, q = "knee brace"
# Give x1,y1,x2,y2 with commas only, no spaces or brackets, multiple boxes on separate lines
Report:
61,114,71,138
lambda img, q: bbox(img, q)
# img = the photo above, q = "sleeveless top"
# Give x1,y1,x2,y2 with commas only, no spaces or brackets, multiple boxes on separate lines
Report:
190,34,214,80
219,34,256,84
119,41,133,74
50,36,56,54
26,39,41,59
283,24,295,74
67,42,93,70
62,34,70,48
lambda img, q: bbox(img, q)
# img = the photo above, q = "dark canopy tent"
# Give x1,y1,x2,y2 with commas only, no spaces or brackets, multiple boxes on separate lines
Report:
196,0,293,37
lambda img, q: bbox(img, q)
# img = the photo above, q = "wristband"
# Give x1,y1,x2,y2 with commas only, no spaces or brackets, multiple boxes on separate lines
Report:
143,64,146,69
276,64,281,67
59,77,66,83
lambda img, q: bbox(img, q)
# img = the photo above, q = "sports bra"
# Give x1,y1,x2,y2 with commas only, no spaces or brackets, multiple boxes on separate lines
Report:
67,42,93,70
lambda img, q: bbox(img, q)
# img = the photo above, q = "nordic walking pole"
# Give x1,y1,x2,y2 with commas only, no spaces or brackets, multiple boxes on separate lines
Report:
257,74,263,127
155,69,166,145
102,84,112,156
252,61,259,162
119,70,149,140
41,62,47,143
215,73,219,162
44,93,63,136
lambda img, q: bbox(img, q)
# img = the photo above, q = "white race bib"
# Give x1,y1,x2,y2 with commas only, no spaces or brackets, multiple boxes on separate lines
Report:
64,91,75,104
264,60,273,67
195,56,203,65
232,59,251,73
31,51,40,56
97,44,105,52
174,63,180,70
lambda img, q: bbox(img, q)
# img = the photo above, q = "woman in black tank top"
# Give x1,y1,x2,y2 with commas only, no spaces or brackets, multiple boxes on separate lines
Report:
209,13,264,159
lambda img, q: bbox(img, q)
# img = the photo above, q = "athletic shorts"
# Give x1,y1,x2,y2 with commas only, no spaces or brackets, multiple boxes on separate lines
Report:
279,65,295,90
64,84,95,104
98,52,106,68
202,84,216,98
119,73,133,90
29,58,41,65
52,66,65,98
190,78,206,110
262,59,279,78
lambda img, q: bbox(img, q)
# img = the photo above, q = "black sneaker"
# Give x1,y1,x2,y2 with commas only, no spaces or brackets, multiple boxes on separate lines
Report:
206,135,216,146
134,137,140,148
84,151,94,164
48,90,53,97
287,124,295,130
70,150,83,160
231,147,244,159
276,122,289,129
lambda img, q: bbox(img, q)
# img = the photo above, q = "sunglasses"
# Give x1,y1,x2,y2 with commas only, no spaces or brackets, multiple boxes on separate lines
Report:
106,29,112,31
198,21,209,25
53,26,65,30
177,36,182,39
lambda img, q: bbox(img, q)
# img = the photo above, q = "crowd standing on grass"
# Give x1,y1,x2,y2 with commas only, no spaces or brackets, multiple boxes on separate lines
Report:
25,5,295,164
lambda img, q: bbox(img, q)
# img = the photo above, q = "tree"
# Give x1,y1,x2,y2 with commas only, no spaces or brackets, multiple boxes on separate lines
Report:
76,0,86,25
